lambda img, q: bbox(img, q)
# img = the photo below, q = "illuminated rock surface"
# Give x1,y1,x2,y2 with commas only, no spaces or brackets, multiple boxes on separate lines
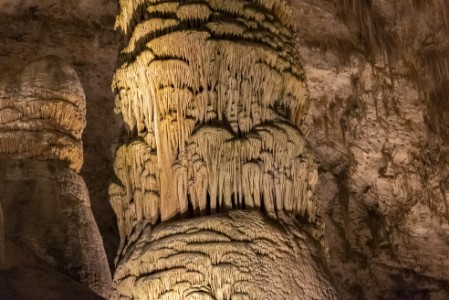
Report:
111,211,337,299
109,0,337,298
111,0,316,238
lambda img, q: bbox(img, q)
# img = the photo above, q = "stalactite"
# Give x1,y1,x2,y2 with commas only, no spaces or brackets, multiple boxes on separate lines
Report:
115,0,148,36
111,0,318,242
176,3,212,22
109,140,161,256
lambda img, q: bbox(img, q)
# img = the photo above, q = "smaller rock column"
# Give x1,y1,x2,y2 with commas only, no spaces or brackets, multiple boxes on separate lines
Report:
0,56,111,298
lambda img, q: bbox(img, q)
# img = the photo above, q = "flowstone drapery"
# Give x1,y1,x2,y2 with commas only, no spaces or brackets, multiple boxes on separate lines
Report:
110,0,338,298
0,56,111,299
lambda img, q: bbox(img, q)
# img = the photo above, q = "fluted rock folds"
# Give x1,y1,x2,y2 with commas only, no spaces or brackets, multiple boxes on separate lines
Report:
112,0,317,235
111,0,336,298
111,211,338,299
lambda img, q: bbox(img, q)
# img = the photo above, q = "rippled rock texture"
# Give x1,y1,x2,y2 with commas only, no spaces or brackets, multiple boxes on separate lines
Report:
111,0,316,226
111,211,337,299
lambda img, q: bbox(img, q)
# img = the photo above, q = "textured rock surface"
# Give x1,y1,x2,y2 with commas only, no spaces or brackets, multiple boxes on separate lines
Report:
0,266,104,300
0,56,87,171
111,0,318,244
293,1,449,299
109,0,337,298
111,211,338,299
0,158,111,297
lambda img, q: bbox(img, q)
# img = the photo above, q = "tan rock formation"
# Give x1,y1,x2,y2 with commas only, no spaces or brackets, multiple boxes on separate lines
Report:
111,211,337,299
0,55,86,172
0,56,111,298
111,0,317,236
110,0,336,298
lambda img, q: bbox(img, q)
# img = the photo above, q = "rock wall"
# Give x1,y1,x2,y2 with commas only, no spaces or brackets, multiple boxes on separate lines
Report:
293,1,449,298
0,158,111,297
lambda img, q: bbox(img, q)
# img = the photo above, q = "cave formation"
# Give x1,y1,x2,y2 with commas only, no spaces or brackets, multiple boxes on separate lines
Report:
109,0,336,298
0,56,111,298
1,0,449,299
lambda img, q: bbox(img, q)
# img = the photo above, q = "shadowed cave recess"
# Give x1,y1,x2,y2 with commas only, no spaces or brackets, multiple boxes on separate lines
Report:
1,0,449,299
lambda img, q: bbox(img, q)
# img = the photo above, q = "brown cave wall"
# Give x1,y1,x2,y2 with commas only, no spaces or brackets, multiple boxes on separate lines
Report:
294,1,449,299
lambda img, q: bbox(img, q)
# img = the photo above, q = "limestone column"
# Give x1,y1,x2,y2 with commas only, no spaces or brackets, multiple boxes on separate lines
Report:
110,0,338,298
0,56,111,298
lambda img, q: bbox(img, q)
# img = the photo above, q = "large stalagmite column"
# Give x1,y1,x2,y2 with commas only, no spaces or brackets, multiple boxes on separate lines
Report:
0,56,111,298
110,0,338,299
